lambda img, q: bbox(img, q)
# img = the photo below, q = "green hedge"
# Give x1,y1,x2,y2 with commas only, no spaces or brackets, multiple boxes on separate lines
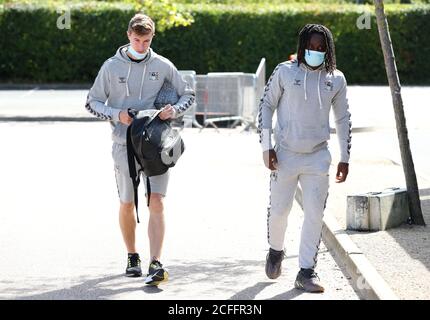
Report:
1,2,429,84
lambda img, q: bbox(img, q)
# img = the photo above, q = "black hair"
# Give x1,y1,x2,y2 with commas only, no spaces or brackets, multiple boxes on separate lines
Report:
297,24,336,74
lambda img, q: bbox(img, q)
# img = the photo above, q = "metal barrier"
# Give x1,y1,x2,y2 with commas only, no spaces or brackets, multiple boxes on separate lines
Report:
204,72,244,129
195,58,266,131
241,58,266,131
195,74,208,115
174,70,202,129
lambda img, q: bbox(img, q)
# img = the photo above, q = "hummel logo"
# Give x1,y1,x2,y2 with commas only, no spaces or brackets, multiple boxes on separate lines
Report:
294,79,301,86
119,77,126,84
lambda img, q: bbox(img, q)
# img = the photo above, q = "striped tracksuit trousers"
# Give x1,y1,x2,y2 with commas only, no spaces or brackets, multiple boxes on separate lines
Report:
267,145,331,270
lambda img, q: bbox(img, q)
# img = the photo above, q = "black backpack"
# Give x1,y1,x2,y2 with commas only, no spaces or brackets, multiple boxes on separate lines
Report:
126,82,185,223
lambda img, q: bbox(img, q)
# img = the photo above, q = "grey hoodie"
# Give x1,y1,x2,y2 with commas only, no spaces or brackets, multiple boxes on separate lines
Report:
258,60,351,163
85,44,195,145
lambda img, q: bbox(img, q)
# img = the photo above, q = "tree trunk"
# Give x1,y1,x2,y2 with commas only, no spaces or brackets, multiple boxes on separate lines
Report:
373,0,425,225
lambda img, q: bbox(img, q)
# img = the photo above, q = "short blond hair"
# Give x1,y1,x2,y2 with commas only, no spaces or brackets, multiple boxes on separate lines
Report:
128,13,155,36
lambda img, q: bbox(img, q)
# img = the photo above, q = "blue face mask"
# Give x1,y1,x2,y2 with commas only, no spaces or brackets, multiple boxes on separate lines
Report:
304,49,326,67
128,46,147,60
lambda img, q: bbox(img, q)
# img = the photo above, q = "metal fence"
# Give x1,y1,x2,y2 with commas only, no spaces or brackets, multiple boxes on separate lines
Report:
193,58,266,131
174,70,201,129
176,58,266,130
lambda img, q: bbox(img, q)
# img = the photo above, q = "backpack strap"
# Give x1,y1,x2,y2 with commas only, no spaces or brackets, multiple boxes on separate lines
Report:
143,108,165,208
126,123,141,224
127,108,164,215
146,176,151,207
141,111,157,208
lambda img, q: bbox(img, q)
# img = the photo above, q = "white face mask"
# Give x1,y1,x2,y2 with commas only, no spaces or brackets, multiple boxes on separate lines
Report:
127,46,147,60
304,49,326,67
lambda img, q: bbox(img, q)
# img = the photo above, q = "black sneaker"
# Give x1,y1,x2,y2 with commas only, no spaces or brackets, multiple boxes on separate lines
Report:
144,260,169,286
125,253,142,277
294,268,325,293
265,248,285,279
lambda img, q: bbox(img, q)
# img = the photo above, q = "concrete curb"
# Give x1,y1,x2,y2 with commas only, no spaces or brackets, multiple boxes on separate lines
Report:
322,213,399,300
0,84,92,90
330,126,379,133
295,186,398,300
0,116,379,134
0,116,99,122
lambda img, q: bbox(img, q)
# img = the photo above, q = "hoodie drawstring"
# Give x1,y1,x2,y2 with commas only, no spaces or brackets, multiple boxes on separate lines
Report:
303,66,323,109
317,70,322,109
125,63,131,97
304,68,308,101
139,64,146,100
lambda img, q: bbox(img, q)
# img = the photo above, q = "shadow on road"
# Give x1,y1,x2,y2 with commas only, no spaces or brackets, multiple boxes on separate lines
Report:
15,274,130,300
229,281,305,300
7,258,309,300
229,281,274,300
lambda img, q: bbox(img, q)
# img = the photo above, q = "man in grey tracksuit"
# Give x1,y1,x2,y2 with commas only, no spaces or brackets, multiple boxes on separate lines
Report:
258,24,351,293
85,13,195,285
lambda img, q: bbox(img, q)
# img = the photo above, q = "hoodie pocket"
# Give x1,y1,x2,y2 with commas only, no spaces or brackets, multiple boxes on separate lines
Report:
282,119,329,153
289,119,323,140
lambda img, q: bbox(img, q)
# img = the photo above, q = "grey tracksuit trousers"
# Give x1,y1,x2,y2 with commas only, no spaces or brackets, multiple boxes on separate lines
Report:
268,146,331,270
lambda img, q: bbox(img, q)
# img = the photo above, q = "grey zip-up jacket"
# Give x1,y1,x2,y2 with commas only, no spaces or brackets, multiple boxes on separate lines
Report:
85,44,195,145
258,60,351,163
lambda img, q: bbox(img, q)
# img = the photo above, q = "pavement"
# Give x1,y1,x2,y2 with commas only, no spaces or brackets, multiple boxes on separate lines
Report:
0,124,359,300
327,86,430,300
0,85,429,300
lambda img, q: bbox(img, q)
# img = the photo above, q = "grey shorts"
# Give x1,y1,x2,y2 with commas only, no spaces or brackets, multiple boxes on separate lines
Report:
112,143,169,203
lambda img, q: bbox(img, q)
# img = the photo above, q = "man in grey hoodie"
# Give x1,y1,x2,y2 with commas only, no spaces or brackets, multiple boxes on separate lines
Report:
85,13,195,286
258,24,351,293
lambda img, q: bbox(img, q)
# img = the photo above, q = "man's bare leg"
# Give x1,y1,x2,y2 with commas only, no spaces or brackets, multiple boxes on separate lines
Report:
145,193,168,285
148,193,165,261
119,201,137,254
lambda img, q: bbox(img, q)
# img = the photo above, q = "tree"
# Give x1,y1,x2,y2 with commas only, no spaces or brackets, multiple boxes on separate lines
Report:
126,0,193,32
373,0,425,225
